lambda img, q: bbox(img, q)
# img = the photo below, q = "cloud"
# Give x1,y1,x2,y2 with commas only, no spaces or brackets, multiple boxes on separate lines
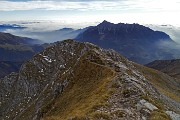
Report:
0,0,129,11
157,40,180,58
0,0,179,12
1,20,92,42
147,24,180,44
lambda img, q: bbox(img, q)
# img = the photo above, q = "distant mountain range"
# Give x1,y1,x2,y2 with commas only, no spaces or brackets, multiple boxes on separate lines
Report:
0,32,46,77
146,59,180,79
16,27,89,43
76,20,180,64
0,24,26,31
0,32,45,62
0,32,42,45
1,21,180,79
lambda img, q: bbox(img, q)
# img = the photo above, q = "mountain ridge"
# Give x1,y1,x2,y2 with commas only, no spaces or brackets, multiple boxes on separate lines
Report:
0,32,45,62
0,32,42,45
0,32,46,77
0,40,179,120
146,59,180,79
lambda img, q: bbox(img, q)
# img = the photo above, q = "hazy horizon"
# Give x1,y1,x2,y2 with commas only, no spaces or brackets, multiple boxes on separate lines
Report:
0,0,180,26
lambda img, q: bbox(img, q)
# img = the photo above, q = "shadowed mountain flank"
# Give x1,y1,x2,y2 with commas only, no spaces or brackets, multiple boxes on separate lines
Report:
76,21,179,64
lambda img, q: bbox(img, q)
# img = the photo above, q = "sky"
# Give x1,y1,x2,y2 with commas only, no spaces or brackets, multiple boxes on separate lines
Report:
0,0,180,25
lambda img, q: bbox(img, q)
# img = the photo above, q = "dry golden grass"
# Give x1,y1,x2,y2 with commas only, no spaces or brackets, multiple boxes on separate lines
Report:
150,110,171,120
42,56,116,120
134,63,180,102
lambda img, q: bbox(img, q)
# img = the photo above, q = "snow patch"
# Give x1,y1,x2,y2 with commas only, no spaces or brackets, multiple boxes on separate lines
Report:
40,69,44,72
43,56,52,63
70,52,75,56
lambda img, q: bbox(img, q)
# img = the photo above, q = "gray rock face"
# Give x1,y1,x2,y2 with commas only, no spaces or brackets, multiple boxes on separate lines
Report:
0,40,91,119
0,40,179,120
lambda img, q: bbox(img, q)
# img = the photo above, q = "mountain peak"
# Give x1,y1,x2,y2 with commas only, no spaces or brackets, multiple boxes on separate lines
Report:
102,20,111,24
76,21,174,64
97,20,114,27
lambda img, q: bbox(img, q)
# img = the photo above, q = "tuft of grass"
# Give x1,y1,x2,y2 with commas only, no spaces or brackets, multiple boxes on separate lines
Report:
122,89,132,98
111,110,126,117
150,110,171,120
71,116,89,120
111,81,121,88
141,94,164,110
91,112,112,120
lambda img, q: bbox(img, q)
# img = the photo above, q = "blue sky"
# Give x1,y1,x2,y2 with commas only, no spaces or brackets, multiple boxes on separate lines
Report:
0,0,180,25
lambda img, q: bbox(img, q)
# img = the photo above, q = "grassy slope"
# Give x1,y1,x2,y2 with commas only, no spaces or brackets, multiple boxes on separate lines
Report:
42,57,115,120
41,57,179,120
135,63,180,102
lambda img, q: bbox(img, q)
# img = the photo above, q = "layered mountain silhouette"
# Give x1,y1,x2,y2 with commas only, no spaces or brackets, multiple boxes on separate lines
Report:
0,32,46,77
0,61,22,78
0,40,179,120
76,20,179,64
0,24,26,32
146,59,180,79
24,27,89,43
0,32,44,62
0,32,42,45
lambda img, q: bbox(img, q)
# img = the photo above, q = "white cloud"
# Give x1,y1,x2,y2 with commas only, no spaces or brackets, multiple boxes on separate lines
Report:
147,24,180,43
0,0,128,11
0,0,180,26
0,0,179,12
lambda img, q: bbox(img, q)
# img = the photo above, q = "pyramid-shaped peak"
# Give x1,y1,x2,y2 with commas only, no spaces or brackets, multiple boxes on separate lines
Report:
102,20,112,24
97,20,114,27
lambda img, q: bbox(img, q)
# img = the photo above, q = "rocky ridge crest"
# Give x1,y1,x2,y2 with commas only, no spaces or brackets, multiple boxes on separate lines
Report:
0,40,179,120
